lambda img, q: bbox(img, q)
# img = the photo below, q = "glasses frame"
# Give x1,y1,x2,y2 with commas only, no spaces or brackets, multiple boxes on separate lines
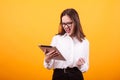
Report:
61,22,73,27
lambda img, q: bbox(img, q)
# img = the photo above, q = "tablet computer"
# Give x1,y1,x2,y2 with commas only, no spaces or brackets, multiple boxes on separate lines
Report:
38,44,66,61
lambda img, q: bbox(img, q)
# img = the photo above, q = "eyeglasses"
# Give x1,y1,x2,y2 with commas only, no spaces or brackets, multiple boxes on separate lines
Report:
61,22,73,27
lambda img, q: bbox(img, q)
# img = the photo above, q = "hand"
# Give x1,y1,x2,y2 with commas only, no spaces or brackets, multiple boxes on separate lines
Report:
45,49,59,63
76,58,85,67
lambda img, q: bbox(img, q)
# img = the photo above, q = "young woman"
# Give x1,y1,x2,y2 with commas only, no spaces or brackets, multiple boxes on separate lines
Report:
44,8,89,80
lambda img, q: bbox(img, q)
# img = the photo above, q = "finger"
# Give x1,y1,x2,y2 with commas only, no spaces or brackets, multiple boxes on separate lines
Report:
76,60,82,66
47,50,56,56
50,52,59,58
44,49,47,54
81,58,85,63
52,52,59,57
47,50,57,59
79,58,85,64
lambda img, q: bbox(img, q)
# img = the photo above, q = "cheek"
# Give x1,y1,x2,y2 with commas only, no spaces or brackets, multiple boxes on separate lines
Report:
71,23,75,32
63,27,66,31
71,26,75,32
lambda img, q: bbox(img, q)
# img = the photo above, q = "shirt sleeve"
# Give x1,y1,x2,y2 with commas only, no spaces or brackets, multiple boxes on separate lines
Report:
43,35,57,69
79,39,89,72
43,59,54,69
50,35,58,46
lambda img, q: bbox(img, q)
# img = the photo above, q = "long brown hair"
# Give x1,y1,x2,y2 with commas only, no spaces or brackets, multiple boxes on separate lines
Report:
58,8,86,42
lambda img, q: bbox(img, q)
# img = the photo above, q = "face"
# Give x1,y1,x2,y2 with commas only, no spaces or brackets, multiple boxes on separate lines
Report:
61,15,75,36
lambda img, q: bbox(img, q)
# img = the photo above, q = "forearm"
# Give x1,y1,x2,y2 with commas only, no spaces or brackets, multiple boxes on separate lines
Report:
44,59,54,69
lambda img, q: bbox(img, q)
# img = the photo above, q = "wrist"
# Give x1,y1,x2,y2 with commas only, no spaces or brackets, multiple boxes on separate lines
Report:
45,58,51,63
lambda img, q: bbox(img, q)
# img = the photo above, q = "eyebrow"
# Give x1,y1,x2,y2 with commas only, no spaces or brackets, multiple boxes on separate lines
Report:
62,21,73,23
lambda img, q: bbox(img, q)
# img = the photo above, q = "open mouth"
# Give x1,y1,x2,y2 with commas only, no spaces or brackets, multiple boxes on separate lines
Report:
65,27,71,33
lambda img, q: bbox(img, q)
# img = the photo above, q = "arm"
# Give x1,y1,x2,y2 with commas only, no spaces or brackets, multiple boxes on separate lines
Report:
43,36,58,69
77,39,89,72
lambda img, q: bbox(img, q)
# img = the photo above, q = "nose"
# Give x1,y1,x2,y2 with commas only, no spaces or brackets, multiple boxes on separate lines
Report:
64,25,69,28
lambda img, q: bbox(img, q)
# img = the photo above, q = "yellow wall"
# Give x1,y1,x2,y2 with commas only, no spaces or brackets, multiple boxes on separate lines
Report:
0,0,120,80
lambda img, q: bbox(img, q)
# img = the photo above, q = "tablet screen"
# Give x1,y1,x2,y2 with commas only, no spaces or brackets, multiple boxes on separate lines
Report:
38,44,66,61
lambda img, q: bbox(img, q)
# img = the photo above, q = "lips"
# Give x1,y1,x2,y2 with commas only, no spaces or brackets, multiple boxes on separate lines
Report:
65,27,71,33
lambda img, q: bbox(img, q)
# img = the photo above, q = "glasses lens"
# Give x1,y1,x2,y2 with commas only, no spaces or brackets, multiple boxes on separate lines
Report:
62,22,73,27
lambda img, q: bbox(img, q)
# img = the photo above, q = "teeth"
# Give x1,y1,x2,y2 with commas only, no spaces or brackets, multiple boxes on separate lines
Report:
65,27,71,33
66,29,70,33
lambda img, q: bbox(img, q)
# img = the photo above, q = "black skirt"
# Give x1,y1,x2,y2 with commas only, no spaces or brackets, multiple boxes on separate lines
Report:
52,67,84,80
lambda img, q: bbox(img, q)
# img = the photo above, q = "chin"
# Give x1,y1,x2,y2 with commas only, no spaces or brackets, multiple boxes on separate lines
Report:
67,33,72,36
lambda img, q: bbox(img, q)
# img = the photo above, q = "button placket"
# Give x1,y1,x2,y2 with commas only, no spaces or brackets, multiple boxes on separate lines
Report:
68,36,74,67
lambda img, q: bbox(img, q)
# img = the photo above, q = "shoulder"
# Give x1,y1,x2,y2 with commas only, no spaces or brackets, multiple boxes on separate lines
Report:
51,34,62,41
82,38,89,45
52,34,61,39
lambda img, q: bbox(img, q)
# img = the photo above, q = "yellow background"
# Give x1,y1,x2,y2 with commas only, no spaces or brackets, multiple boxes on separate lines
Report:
0,0,120,80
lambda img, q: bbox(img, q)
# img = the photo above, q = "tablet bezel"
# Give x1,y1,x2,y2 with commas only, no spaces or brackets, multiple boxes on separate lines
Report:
38,44,66,61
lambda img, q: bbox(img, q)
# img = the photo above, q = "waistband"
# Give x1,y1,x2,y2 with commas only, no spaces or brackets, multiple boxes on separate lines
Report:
54,67,79,73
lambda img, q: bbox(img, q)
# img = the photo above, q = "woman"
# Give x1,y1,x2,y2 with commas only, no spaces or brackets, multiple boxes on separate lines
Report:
44,8,89,80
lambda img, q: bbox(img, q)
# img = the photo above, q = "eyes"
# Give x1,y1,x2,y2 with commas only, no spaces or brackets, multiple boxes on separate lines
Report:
61,22,73,27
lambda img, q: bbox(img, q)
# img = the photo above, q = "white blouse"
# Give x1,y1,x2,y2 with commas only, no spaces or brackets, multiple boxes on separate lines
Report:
44,33,89,72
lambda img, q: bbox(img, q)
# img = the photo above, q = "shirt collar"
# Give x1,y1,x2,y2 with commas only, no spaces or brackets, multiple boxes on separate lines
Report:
62,33,67,38
62,33,76,39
